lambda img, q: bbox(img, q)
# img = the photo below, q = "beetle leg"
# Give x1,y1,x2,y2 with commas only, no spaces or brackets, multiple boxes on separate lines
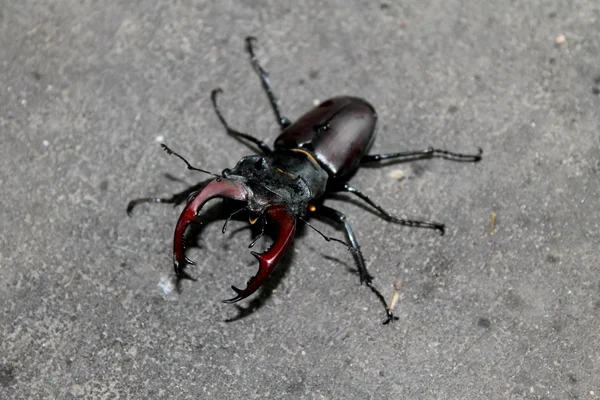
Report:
223,204,296,303
313,204,398,325
245,36,291,130
221,207,248,234
126,179,212,216
298,216,357,252
337,184,446,235
311,205,372,283
248,216,266,248
211,88,273,155
361,147,483,164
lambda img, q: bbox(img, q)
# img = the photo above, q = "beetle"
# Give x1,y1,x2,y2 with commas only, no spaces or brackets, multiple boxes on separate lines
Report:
127,37,482,324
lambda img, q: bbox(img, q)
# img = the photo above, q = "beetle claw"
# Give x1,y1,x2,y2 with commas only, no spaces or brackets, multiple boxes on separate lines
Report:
173,178,249,285
222,286,244,304
223,295,242,304
231,285,243,294
184,256,196,266
220,205,297,303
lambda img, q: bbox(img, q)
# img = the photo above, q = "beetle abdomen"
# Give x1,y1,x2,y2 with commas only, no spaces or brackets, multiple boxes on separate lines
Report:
274,96,377,181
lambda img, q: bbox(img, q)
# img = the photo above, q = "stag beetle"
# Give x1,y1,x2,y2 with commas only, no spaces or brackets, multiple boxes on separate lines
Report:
127,37,482,324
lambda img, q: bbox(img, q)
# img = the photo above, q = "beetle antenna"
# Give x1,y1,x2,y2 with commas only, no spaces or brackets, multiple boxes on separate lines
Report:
161,144,220,177
298,216,358,253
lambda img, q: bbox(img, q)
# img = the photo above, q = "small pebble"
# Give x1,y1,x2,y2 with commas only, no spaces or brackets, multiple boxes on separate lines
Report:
388,169,405,180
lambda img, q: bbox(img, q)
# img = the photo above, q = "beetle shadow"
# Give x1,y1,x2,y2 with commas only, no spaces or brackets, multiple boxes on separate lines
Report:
320,253,357,276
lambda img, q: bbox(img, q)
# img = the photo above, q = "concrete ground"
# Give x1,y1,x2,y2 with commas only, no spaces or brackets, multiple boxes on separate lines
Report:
1,1,598,398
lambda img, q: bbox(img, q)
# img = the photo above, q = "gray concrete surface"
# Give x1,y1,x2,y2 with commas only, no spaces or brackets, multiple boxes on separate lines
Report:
1,1,599,398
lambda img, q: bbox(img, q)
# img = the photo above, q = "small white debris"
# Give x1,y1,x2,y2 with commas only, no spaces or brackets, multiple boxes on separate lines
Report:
42,140,50,147
555,34,566,45
155,135,165,143
388,169,405,180
158,276,175,295
21,99,27,106
313,99,320,106
126,346,138,357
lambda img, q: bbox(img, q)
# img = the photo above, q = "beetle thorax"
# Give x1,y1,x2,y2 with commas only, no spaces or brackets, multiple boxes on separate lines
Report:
222,151,328,216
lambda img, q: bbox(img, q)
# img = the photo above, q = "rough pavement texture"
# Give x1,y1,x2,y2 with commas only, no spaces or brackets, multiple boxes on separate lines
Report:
1,1,599,399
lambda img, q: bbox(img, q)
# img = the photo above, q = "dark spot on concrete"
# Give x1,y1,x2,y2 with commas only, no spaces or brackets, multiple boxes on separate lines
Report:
549,57,555,65
594,75,600,85
286,380,305,394
420,281,436,298
298,78,305,85
0,364,15,388
548,11,557,18
410,162,426,177
567,373,577,383
592,87,600,96
65,358,73,367
546,254,559,263
505,290,524,311
380,3,389,9
309,69,319,80
474,74,481,81
379,370,385,377
423,254,452,278
447,105,459,113
552,318,565,333
477,317,491,328
32,71,42,81
594,300,600,310
99,180,109,191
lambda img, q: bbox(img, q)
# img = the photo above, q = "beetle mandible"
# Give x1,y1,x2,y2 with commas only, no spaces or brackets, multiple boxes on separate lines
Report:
127,37,482,324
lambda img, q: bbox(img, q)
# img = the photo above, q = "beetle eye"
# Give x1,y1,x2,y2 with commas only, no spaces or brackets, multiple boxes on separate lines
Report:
254,159,266,169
